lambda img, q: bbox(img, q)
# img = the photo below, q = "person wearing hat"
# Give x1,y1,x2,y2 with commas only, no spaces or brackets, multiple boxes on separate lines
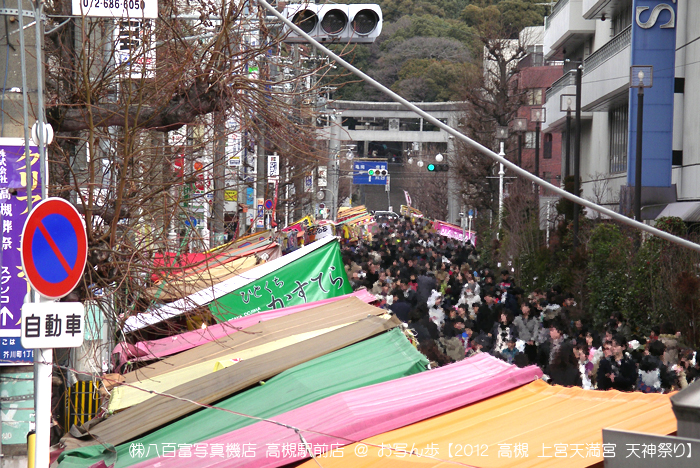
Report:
467,334,491,357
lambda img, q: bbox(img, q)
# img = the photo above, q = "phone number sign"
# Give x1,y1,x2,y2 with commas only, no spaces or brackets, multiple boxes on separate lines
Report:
72,0,157,19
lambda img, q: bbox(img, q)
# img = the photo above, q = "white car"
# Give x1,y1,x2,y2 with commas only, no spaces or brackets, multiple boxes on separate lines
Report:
373,211,400,220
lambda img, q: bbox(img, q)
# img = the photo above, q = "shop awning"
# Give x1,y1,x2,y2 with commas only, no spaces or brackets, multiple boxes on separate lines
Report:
151,231,273,281
148,243,280,302
111,289,376,367
296,380,676,467
120,296,386,384
108,324,350,412
58,326,428,468
123,236,343,332
656,201,700,222
132,354,542,468
62,311,400,452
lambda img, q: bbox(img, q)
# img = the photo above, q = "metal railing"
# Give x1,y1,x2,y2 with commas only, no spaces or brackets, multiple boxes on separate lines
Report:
583,25,631,74
546,69,577,101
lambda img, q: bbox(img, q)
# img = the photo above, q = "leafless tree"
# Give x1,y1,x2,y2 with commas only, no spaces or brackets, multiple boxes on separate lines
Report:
27,1,335,340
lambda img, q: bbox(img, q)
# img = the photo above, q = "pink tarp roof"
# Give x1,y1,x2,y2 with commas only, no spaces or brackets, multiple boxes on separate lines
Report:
112,289,377,369
132,353,542,468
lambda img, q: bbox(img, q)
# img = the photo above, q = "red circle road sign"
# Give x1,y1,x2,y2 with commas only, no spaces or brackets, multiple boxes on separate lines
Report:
21,198,87,299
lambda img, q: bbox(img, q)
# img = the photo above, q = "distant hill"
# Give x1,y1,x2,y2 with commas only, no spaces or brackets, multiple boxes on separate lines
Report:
323,0,548,102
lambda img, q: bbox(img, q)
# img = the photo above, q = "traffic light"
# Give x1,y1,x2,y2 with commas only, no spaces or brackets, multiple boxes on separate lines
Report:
367,168,388,176
427,164,449,172
282,4,383,44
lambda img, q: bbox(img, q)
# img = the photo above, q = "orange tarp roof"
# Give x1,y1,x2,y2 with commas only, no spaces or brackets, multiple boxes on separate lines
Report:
299,380,676,468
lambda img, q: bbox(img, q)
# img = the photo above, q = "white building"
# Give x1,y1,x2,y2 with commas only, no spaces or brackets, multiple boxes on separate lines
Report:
543,0,699,220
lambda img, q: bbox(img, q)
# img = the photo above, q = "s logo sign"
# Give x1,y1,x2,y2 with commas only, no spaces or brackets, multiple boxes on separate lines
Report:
636,2,676,29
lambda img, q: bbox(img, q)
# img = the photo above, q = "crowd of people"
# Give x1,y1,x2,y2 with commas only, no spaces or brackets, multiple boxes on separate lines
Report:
341,216,700,393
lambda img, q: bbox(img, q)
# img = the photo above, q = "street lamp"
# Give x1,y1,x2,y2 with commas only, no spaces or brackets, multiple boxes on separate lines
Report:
496,126,508,237
560,94,576,180
435,153,444,162
530,107,546,181
630,65,653,222
511,118,527,167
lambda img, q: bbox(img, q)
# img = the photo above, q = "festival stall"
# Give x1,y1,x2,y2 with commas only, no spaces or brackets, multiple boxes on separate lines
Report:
57,327,427,468
433,219,477,245
134,354,542,468
111,289,376,369
297,380,677,467
123,236,351,333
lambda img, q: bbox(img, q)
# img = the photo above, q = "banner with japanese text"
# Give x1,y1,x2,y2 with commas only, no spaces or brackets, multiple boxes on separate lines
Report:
0,139,42,365
209,239,351,321
433,220,477,246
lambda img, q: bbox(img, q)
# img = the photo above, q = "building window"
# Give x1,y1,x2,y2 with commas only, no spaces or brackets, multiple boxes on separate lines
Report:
543,133,553,159
527,89,543,106
612,0,633,36
609,103,629,173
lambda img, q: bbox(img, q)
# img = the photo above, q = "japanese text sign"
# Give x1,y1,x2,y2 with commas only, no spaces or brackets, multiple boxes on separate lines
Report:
209,240,351,320
21,302,85,348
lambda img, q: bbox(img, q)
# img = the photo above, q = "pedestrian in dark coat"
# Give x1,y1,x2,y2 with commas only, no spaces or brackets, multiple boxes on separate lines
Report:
415,269,437,305
549,342,582,387
597,335,637,391
389,289,411,323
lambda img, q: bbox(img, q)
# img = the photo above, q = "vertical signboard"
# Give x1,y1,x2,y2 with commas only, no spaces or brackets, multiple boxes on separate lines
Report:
0,139,41,365
267,154,279,180
627,1,677,188
226,116,242,167
114,19,156,79
304,173,314,193
256,197,264,228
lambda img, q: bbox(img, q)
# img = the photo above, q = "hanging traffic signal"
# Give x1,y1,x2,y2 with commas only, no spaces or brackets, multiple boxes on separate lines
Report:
282,4,383,44
367,168,387,176
427,164,449,172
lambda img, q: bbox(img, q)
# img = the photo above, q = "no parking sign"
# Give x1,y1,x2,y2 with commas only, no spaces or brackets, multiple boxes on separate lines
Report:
20,198,87,299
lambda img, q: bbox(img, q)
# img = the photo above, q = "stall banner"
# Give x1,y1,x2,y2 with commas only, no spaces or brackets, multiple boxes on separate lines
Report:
433,220,477,246
282,215,313,233
209,239,351,320
0,139,42,365
400,205,424,218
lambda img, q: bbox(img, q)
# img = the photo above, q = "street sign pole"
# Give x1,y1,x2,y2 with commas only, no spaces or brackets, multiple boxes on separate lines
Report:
21,198,87,466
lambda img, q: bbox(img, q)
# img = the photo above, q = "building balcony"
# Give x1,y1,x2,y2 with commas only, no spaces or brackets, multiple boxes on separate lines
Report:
582,0,627,20
581,25,631,111
543,70,592,132
544,0,597,60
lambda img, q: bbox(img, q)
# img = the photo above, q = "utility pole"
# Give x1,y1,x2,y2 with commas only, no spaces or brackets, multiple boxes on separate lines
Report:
212,111,226,246
573,65,582,249
327,112,341,221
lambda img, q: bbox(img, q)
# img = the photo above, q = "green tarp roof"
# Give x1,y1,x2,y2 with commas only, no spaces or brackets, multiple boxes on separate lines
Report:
58,327,428,468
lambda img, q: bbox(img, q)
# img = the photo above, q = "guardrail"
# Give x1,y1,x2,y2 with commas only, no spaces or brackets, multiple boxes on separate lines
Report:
583,25,631,74
546,69,576,100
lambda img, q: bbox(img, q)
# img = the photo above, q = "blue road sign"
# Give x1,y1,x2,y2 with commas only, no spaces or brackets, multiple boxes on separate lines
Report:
21,198,88,300
353,160,388,185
